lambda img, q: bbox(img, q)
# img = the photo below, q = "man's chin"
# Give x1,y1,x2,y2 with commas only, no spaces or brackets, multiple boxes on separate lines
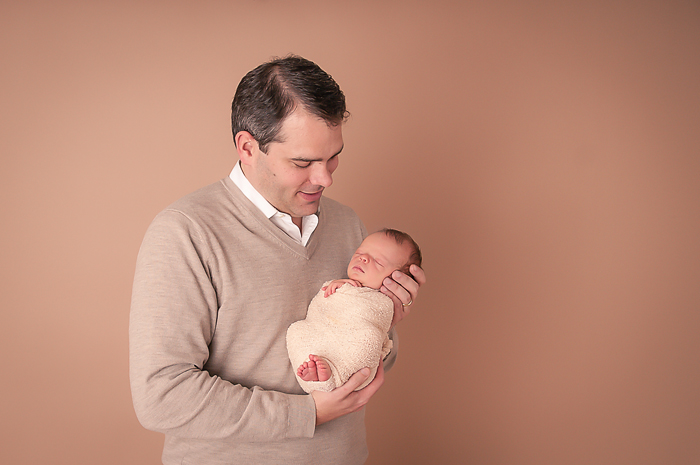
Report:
292,198,322,216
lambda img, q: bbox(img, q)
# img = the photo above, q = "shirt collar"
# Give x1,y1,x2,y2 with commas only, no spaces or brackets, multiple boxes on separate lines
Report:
230,161,278,219
229,162,319,246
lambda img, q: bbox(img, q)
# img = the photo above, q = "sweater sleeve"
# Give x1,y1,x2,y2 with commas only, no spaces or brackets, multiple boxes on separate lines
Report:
129,210,316,441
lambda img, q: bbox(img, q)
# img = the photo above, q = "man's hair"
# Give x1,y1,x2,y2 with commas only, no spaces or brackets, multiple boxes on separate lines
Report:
231,55,348,152
380,228,423,279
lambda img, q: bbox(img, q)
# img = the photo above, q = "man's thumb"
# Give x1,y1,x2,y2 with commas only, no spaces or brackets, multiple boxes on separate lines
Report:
344,367,371,390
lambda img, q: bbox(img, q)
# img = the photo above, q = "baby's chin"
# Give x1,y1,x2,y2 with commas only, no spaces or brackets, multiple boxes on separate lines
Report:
346,275,371,289
358,279,380,290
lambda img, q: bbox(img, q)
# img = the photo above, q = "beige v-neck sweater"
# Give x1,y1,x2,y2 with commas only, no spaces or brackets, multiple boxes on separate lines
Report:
129,177,393,464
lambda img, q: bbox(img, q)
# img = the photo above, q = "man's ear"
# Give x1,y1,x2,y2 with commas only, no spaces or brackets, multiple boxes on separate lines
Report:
235,131,258,167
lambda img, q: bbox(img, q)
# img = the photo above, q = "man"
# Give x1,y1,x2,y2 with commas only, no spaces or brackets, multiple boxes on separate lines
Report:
130,55,425,464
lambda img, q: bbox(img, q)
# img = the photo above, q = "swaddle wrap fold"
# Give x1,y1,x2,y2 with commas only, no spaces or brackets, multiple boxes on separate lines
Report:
286,282,394,393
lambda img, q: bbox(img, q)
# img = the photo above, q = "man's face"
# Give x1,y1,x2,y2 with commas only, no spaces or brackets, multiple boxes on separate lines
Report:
243,109,343,223
347,233,411,290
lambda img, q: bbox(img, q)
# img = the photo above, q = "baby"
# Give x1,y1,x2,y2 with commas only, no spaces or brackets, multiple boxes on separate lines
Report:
286,228,422,393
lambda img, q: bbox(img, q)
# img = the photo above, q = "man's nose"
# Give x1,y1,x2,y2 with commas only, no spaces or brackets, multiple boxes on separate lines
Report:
309,163,333,188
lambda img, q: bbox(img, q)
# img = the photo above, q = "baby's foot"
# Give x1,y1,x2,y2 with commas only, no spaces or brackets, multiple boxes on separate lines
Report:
309,354,331,382
297,359,319,382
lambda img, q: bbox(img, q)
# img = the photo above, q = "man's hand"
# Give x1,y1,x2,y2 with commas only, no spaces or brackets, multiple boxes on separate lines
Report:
311,360,385,426
380,264,426,328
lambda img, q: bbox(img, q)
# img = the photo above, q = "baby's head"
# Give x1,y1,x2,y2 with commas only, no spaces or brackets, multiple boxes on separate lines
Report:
346,229,422,290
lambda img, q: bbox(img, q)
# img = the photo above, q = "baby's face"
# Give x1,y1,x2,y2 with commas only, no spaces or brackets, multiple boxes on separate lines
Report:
346,232,411,289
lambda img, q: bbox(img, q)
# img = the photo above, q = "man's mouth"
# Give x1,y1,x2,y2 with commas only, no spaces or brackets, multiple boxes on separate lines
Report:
298,190,323,201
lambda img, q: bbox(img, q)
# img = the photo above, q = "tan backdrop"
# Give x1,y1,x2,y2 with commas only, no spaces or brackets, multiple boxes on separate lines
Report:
2,1,699,464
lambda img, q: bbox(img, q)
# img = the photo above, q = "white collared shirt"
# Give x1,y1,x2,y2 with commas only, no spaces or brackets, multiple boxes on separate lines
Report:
229,162,319,246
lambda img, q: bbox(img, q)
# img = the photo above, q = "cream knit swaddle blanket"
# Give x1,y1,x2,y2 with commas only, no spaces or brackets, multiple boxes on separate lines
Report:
286,282,394,393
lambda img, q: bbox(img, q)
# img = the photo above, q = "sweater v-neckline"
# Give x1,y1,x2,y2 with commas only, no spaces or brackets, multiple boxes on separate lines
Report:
220,177,321,260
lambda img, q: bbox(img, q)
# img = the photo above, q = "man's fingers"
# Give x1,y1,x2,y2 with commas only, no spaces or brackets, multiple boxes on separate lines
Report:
344,362,384,403
390,270,418,299
312,362,385,426
409,264,426,287
382,275,412,304
338,367,371,393
383,264,426,304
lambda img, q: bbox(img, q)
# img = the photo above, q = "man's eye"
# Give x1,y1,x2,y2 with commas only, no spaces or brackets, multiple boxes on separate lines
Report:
293,163,311,168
